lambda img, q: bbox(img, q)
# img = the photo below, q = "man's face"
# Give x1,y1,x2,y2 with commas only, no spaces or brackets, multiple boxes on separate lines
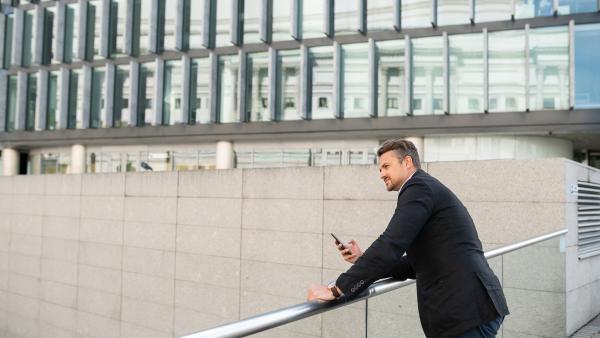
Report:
378,151,413,192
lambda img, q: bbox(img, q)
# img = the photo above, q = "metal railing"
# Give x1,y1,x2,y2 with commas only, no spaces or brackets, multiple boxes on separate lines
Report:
181,229,568,338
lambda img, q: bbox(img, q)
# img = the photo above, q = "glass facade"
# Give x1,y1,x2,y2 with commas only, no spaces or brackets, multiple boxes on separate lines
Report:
575,24,600,108
335,0,359,35
90,66,106,128
5,75,17,132
449,33,484,114
68,68,84,129
403,0,431,28
438,0,471,26
46,71,59,130
3,14,13,69
189,57,211,124
377,40,405,117
64,3,79,63
218,54,240,123
25,73,36,131
488,30,526,112
246,52,269,122
138,62,155,126
114,64,130,127
272,0,292,41
22,10,34,66
163,60,182,125
475,0,512,22
309,46,334,119
276,49,301,121
187,0,204,49
216,0,233,47
243,0,261,44
302,0,326,39
515,0,554,19
42,6,56,65
367,0,395,31
341,43,369,118
412,36,444,115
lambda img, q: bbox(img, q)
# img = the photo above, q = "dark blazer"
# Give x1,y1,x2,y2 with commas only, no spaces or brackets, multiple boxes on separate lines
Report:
336,169,509,338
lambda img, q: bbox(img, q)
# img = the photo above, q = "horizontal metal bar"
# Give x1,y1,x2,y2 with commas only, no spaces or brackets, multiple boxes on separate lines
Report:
579,181,600,189
578,249,600,260
180,229,567,338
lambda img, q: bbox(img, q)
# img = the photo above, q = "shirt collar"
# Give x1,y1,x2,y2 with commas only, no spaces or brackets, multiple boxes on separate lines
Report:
398,170,417,193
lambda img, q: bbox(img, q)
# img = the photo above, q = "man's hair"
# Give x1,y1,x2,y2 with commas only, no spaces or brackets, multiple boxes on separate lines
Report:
377,139,421,169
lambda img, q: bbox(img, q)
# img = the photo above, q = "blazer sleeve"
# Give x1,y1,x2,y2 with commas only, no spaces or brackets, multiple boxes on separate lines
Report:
335,179,433,297
390,255,416,281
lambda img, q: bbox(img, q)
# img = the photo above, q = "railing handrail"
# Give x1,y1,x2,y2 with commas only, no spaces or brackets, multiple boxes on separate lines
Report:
181,229,567,338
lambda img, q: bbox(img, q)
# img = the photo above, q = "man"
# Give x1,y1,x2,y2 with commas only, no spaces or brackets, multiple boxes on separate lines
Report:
307,139,509,338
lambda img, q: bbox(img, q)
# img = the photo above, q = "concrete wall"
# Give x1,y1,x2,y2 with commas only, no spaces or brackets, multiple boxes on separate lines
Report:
0,159,596,338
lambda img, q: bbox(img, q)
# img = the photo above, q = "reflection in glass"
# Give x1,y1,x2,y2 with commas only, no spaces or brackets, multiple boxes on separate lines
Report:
528,26,568,111
5,75,17,131
367,0,394,32
114,65,130,127
575,24,600,108
244,0,261,44
335,0,358,35
488,30,526,112
557,0,598,14
26,73,37,131
475,0,512,22
47,71,60,130
276,50,301,121
402,0,430,28
163,60,182,125
3,14,13,69
190,58,210,123
272,0,292,41
218,55,240,123
188,0,204,48
246,52,269,122
377,40,405,116
309,46,334,119
216,0,232,47
412,36,444,115
449,33,484,114
64,3,79,63
42,7,56,64
90,67,105,128
134,0,151,55
302,0,326,39
138,62,154,126
88,0,103,59
342,43,369,118
109,0,127,56
22,11,34,66
515,0,554,19
68,69,84,128
438,0,470,26
162,0,177,51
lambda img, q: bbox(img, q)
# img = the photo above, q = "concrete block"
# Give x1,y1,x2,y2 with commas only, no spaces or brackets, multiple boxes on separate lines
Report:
76,311,120,338
502,287,565,337
120,322,171,338
565,202,578,248
324,200,395,237
123,247,175,279
174,307,238,338
241,229,322,267
6,293,39,319
6,312,39,338
82,173,125,197
12,175,45,195
40,280,77,308
367,310,425,337
39,322,77,338
8,253,40,278
42,238,78,263
177,224,240,258
324,165,395,201
503,245,565,293
368,282,419,316
79,242,122,270
42,216,79,241
242,198,323,233
41,259,78,285
8,273,40,299
0,231,7,253
121,296,174,333
177,197,242,228
81,196,124,221
427,159,566,203
39,302,77,331
178,169,243,198
10,214,42,236
566,246,593,292
124,197,177,224
77,287,121,320
175,252,239,288
566,283,594,335
123,272,174,306
78,265,121,295
125,171,178,197
565,161,589,204
242,167,324,199
241,260,321,299
322,304,366,338
43,195,81,218
0,214,10,233
0,251,6,271
175,280,239,318
0,177,13,195
124,221,176,251
11,195,44,215
0,198,10,215
9,233,42,256
79,218,123,245
44,174,82,196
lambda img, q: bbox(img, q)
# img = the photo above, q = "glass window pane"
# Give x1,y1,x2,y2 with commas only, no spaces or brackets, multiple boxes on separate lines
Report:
243,0,261,44
302,0,326,39
90,66,106,128
68,68,84,129
22,11,34,66
377,40,405,117
138,62,155,126
135,0,152,55
109,0,127,56
488,30,526,112
438,0,470,26
218,54,240,123
335,0,358,36
47,70,60,130
5,75,17,132
88,0,103,59
367,0,394,32
163,60,182,125
528,26,568,111
309,45,334,119
276,49,301,121
190,57,211,124
402,0,430,28
188,0,204,48
26,73,37,131
449,33,484,114
342,43,369,118
42,6,56,65
412,36,444,115
64,3,79,63
515,0,554,19
557,0,598,14
475,0,512,23
216,0,232,47
272,0,291,41
4,14,13,69
163,0,176,51
114,64,130,127
575,24,600,108
246,52,269,122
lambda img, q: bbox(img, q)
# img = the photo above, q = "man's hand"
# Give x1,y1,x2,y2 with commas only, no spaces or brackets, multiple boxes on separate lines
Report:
306,284,335,302
337,239,362,264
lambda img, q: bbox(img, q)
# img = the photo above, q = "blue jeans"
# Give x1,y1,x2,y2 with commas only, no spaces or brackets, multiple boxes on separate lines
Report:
455,316,504,338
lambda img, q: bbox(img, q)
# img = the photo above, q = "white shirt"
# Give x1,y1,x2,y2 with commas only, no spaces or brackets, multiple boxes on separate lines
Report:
398,170,417,193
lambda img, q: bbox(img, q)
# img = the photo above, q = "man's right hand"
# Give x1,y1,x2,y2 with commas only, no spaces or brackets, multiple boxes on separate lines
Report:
337,240,362,264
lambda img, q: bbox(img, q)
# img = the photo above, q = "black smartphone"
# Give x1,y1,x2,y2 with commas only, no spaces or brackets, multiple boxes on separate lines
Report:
330,233,346,249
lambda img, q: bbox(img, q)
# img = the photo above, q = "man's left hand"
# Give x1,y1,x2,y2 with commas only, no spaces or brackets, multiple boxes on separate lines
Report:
306,284,335,302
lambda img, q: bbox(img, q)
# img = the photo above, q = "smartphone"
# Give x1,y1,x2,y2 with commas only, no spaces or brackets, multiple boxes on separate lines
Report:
330,233,346,249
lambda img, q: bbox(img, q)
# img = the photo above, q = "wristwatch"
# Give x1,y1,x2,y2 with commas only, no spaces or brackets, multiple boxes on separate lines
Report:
328,283,341,298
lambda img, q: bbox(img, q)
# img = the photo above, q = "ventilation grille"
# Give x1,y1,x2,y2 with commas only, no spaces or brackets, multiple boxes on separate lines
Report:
577,181,600,259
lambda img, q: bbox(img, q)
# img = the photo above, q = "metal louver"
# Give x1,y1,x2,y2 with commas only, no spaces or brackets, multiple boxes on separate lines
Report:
577,181,600,259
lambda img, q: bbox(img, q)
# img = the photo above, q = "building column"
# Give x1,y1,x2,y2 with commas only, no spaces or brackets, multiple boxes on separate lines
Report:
216,141,234,169
71,144,86,174
2,148,19,176
404,136,424,164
